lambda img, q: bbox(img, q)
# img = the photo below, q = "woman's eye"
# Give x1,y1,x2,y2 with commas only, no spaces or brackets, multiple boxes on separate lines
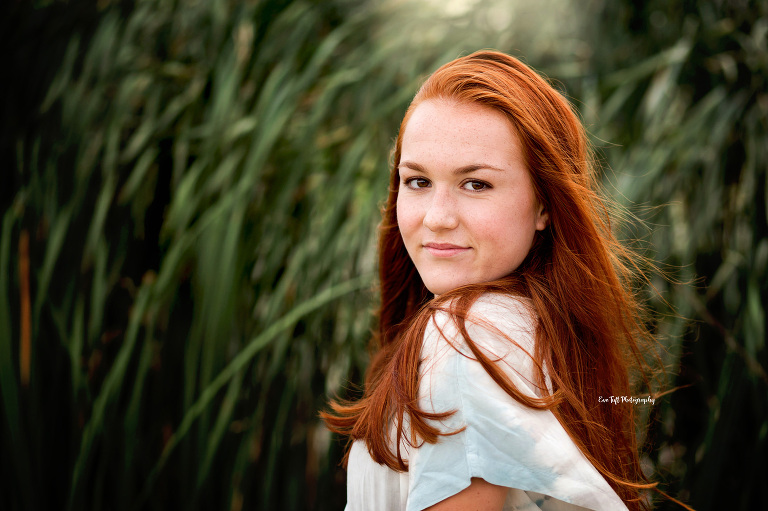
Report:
405,177,430,189
462,180,490,191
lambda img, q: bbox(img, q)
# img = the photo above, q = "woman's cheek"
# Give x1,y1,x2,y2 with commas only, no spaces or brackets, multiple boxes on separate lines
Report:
397,196,422,233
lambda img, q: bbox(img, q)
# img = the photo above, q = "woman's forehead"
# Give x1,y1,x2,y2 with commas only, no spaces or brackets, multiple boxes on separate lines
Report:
400,99,523,168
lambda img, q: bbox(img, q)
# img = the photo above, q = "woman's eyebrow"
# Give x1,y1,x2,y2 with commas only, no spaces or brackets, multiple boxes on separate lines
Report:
398,161,506,174
452,163,506,174
398,161,427,172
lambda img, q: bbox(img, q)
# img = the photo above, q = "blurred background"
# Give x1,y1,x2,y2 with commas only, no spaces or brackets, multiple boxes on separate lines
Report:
1,0,766,509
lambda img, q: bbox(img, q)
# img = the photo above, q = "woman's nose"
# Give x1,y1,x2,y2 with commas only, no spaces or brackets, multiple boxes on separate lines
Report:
423,188,459,231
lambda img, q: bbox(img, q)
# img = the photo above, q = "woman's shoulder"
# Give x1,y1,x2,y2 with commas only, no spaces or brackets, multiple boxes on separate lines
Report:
428,293,536,347
423,292,538,370
468,292,536,330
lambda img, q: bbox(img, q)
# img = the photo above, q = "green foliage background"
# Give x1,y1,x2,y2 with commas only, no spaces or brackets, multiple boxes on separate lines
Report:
1,0,766,509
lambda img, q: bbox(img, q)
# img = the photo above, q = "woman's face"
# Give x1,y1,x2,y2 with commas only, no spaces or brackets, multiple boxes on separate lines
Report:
396,99,548,295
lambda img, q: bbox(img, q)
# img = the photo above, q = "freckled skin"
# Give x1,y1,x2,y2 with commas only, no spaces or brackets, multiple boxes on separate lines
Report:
397,99,548,296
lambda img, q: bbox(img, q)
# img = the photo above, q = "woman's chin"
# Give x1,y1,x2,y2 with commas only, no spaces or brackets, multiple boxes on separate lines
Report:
423,279,469,297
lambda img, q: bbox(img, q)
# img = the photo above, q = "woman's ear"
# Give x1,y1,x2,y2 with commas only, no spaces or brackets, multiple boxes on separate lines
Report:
535,203,549,231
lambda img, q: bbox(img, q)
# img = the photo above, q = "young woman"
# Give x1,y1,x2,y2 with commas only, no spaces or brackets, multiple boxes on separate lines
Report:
323,50,662,510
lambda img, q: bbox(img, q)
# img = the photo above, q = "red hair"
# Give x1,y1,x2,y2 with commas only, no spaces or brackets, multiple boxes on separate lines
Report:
323,50,668,509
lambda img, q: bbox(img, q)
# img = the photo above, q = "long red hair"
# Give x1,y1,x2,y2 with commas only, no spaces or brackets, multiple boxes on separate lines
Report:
323,50,662,509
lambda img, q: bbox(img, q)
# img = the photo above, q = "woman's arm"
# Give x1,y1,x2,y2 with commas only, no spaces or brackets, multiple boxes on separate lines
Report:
425,477,507,511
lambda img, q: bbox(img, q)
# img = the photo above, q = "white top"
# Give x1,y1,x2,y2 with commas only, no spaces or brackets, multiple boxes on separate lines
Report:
345,294,627,511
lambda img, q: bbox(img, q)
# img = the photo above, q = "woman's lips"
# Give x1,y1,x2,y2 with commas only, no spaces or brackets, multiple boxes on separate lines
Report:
423,243,470,258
